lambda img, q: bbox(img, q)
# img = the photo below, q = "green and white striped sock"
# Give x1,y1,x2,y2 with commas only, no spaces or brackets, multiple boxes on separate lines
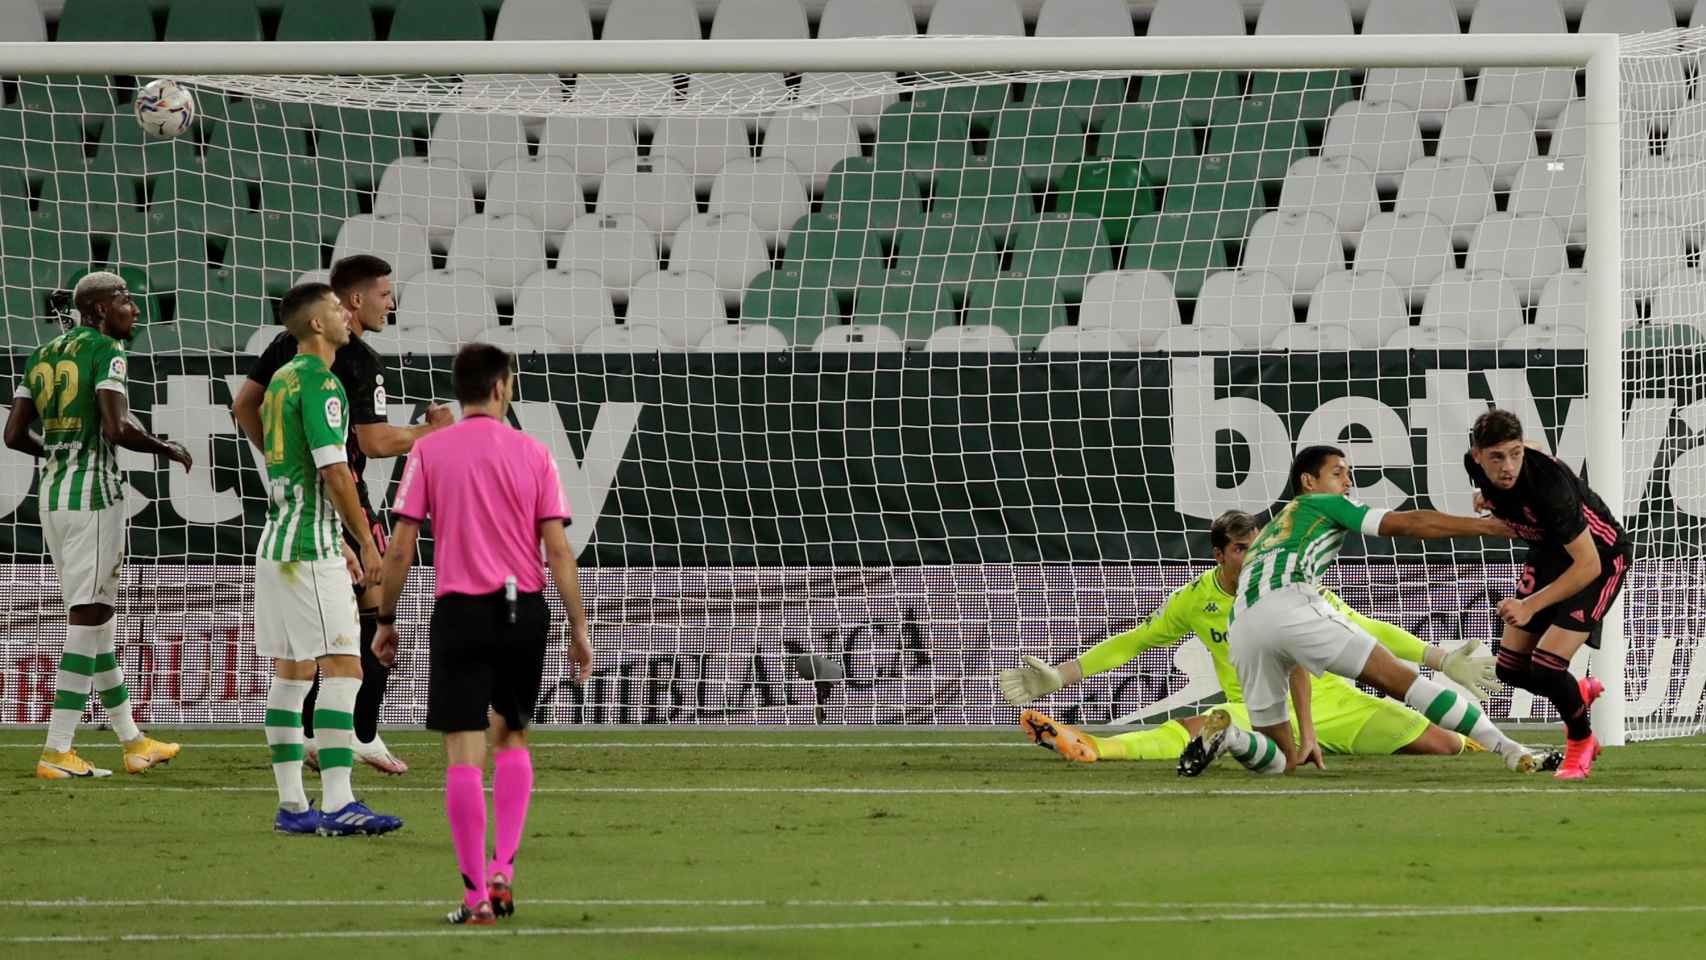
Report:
1223,722,1287,776
91,620,140,743
316,676,361,814
44,625,100,753
266,677,312,813
1404,677,1520,758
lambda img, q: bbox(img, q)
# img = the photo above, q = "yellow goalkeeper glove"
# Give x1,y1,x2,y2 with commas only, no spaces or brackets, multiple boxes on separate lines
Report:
1439,639,1500,701
999,655,1064,706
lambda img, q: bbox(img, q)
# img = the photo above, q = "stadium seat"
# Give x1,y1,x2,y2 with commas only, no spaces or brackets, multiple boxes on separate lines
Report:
427,114,528,194
113,208,208,294
930,158,1036,240
926,0,1023,36
373,158,477,246
1306,270,1410,349
1320,101,1423,194
310,105,426,192
1007,214,1115,301
1419,269,1524,348
1194,270,1294,348
445,213,548,305
989,105,1090,190
577,323,678,353
12,73,114,116
0,110,85,182
1036,326,1139,352
1394,156,1496,251
484,155,585,239
175,263,274,334
1352,211,1454,308
476,325,568,352
0,0,45,43
1465,212,1566,306
394,268,499,344
686,72,789,126
494,0,593,41
852,277,960,343
820,158,926,235
555,212,661,301
1088,104,1198,187
709,0,807,38
244,324,282,355
1246,1,1353,130
872,101,973,188
1077,269,1179,348
258,167,359,246
1147,0,1244,36
89,111,199,181
1625,156,1706,247
780,212,885,291
1122,212,1229,299
626,269,729,347
697,323,790,352
1360,0,1464,132
38,169,140,237
388,0,488,41
164,0,263,41
760,106,861,195
56,0,155,41
1649,266,1706,333
595,156,698,246
1152,324,1242,353
333,215,434,286
1241,210,1345,305
708,157,812,250
651,117,752,192
891,219,1001,296
740,268,840,346
1533,270,1589,331
589,0,703,131
1468,0,1572,131
1254,0,1351,35
668,213,771,308
925,324,1019,353
148,166,242,238
512,269,614,346
538,116,638,191
1036,0,1132,36
1383,325,1471,350
1203,98,1313,191
1436,103,1537,193
207,99,315,183
812,324,904,352
1060,159,1165,245
1277,155,1378,249
1501,321,1586,350
1624,209,1688,299
1555,100,1654,169
803,0,914,134
1580,0,1685,117
1268,322,1357,351
961,273,1065,345
225,210,321,299
276,0,375,40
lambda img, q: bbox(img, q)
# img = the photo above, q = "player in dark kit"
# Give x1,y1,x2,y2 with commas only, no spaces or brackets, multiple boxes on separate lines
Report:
1465,408,1633,780
235,255,452,774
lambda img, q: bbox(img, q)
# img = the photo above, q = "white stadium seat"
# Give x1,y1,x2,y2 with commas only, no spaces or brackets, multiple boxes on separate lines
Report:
667,213,771,308
625,269,729,348
925,325,1019,352
1254,0,1351,36
1194,270,1293,348
1320,101,1424,194
1268,322,1357,351
0,0,46,42
1152,324,1243,353
1384,326,1471,350
512,268,615,347
1624,209,1688,298
1241,210,1346,305
244,325,278,355
1625,156,1706,247
1469,0,1572,131
1146,0,1246,36
483,154,585,239
650,116,753,192
333,215,433,285
804,0,915,135
709,157,812,249
1076,269,1180,349
1394,156,1495,250
1419,270,1524,348
554,211,661,299
709,0,808,39
1464,212,1566,306
580,0,702,131
1352,211,1454,308
427,113,528,193
493,0,593,41
1580,0,1685,117
1361,0,1464,133
1036,0,1132,37
1277,155,1378,249
1036,327,1140,352
1502,321,1586,350
393,268,499,345
1435,103,1537,192
579,323,678,352
697,323,791,352
1650,267,1706,334
372,158,476,246
594,156,698,245
760,105,861,195
445,213,548,305
1305,270,1409,349
1508,156,1587,248
686,71,790,126
1534,271,1589,331
476,325,569,351
1552,100,1654,168
926,0,1023,36
538,116,637,190
813,324,905,352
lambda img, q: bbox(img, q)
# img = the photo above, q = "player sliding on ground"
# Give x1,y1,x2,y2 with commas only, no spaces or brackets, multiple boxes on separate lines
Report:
1466,409,1632,780
1004,511,1559,769
1194,445,1544,776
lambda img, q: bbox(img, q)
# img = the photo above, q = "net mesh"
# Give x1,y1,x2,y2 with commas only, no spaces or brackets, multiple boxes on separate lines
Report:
0,34,1700,737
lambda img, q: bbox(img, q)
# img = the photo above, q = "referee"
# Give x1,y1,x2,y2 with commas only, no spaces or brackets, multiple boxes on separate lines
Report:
235,254,452,775
372,343,593,925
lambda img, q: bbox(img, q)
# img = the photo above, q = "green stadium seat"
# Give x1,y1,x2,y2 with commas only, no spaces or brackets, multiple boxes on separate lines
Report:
1246,70,1354,131
175,264,273,333
0,168,29,227
820,158,925,236
37,170,143,236
964,272,1066,346
278,0,377,41
148,165,245,238
853,270,959,342
0,110,89,182
1007,214,1114,301
1018,78,1128,129
1160,155,1266,242
911,83,1010,119
1204,98,1311,190
1,261,50,347
114,208,210,293
780,213,886,292
929,157,1037,237
89,111,201,180
2,217,95,293
1121,212,1228,299
14,75,117,116
740,268,841,347
164,0,263,41
1088,103,1199,185
56,0,156,41
1137,70,1242,126
1049,158,1161,245
891,217,1001,294
311,105,427,192
225,211,323,298
873,102,973,187
1625,323,1705,350
388,0,488,41
987,108,1088,190
259,164,359,246
208,99,313,182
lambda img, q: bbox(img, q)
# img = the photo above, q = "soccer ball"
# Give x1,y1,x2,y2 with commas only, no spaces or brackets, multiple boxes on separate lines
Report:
134,78,196,139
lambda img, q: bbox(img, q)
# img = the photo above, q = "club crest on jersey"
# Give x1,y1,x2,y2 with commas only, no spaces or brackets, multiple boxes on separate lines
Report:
373,379,387,416
325,396,343,429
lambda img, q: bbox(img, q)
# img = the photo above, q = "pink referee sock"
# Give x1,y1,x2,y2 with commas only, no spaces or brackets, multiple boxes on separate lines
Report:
445,764,488,910
489,748,534,883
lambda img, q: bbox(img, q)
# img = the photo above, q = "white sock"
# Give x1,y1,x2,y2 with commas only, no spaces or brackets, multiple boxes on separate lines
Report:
315,676,362,813
90,619,141,743
44,624,100,754
1223,723,1287,776
1403,676,1521,759
266,677,312,812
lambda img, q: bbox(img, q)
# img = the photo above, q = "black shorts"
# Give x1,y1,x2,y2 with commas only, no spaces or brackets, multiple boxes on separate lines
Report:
341,498,386,598
1513,547,1632,648
425,590,550,733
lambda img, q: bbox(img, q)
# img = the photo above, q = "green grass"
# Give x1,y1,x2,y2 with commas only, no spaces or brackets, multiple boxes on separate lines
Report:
3,727,1705,958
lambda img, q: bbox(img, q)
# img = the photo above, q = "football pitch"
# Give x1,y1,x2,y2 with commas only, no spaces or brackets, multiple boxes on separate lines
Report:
3,727,1705,959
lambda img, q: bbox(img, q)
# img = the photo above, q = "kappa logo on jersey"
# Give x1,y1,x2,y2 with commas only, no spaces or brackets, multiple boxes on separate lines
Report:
325,396,343,429
1204,602,1219,613
107,357,126,382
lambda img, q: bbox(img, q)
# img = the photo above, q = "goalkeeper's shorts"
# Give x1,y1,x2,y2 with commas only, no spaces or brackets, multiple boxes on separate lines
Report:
1216,690,1430,755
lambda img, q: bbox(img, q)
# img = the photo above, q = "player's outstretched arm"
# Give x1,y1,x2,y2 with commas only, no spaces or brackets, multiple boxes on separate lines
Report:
96,390,190,471
3,395,44,459
998,656,1079,705
353,403,453,458
1377,510,1513,540
1000,589,1194,705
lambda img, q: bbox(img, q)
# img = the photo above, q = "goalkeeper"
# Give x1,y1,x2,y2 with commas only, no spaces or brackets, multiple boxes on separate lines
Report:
1002,510,1515,763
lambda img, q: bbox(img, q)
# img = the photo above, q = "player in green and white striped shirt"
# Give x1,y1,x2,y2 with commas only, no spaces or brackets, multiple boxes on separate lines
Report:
1197,445,1545,777
4,272,192,779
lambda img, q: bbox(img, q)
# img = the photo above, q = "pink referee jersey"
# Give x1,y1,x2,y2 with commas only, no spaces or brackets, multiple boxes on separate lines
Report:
391,414,568,598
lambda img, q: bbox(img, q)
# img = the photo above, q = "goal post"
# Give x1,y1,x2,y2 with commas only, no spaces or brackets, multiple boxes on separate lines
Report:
1,32,1685,740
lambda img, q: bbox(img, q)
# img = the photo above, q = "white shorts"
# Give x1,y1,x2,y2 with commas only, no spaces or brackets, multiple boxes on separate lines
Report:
42,505,126,609
1228,584,1379,728
254,557,361,663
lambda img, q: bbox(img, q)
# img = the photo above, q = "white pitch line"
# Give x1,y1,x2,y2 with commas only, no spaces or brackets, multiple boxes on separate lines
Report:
0,741,1034,750
50,783,1706,797
9,904,1706,945
0,897,1382,910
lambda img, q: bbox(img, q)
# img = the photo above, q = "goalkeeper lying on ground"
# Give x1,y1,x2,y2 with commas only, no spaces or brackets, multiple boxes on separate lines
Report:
1003,510,1540,766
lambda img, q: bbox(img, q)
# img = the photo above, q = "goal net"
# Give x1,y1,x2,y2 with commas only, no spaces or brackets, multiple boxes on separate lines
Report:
0,34,1699,740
